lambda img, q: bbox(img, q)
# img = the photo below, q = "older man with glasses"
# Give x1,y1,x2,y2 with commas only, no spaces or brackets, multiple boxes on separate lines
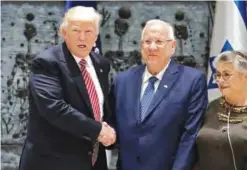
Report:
110,19,208,170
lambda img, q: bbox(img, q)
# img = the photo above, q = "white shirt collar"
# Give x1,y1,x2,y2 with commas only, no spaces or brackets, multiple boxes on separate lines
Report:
72,54,93,67
143,59,171,83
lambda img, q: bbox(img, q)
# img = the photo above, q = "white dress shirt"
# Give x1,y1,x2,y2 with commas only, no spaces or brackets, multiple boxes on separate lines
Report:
72,54,104,121
140,60,171,99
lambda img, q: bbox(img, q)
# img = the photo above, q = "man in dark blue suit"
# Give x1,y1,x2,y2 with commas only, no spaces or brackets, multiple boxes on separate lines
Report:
111,19,208,170
19,6,115,170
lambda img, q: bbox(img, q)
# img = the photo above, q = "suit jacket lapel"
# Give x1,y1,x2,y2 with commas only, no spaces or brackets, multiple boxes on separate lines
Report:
132,65,145,123
60,42,94,116
142,60,180,123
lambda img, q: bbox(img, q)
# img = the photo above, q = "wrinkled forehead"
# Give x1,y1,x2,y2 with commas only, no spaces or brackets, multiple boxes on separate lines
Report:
143,25,168,39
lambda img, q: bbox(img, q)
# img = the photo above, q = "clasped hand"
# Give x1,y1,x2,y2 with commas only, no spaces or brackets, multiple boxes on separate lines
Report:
97,122,116,146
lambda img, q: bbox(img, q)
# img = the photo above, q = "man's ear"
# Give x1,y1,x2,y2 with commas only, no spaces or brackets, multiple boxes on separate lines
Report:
61,28,67,40
172,40,176,51
171,40,176,55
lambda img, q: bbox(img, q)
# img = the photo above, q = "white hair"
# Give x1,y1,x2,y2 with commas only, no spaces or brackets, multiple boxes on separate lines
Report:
141,19,175,40
214,50,247,74
59,6,102,35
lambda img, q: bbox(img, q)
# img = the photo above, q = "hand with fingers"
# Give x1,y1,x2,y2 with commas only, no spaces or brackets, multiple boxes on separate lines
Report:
98,122,116,146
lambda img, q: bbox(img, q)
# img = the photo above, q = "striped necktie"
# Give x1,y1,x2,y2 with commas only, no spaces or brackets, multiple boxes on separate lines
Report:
140,76,158,122
79,59,100,166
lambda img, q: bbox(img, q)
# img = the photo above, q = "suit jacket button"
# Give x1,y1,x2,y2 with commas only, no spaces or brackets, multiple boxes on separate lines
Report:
88,151,92,155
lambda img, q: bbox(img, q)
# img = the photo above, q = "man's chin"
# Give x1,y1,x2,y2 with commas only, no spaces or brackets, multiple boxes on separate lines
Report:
74,50,90,58
146,60,158,65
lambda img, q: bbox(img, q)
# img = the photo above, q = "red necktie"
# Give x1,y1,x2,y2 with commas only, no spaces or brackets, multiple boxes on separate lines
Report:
79,59,101,165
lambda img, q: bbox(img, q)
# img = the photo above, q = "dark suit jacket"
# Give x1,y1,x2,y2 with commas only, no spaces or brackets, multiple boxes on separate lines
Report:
19,43,111,170
111,60,208,170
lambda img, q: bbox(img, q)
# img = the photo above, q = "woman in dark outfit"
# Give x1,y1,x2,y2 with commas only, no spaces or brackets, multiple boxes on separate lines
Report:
197,50,247,170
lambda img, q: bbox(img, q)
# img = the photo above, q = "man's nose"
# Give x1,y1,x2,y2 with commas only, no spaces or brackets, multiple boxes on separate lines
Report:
79,32,86,40
149,42,158,51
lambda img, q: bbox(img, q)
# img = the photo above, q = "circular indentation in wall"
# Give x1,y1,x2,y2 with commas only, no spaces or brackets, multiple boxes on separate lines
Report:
175,11,184,21
118,6,131,19
12,133,19,139
155,16,160,19
2,37,5,41
26,13,35,21
19,113,24,119
105,34,111,39
200,32,205,38
10,22,15,26
132,40,137,45
20,43,24,47
114,18,129,36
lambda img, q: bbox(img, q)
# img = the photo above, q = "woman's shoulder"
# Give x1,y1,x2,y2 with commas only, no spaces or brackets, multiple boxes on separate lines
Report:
202,97,222,124
206,97,222,114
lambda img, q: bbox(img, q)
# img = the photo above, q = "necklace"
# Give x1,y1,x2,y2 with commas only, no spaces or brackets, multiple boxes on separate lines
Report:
218,97,247,123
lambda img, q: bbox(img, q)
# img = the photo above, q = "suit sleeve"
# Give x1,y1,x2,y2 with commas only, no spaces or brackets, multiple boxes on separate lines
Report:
105,75,120,150
107,76,117,130
172,73,208,170
29,57,102,141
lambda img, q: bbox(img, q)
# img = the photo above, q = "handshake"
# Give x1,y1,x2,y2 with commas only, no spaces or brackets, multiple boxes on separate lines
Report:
97,122,116,147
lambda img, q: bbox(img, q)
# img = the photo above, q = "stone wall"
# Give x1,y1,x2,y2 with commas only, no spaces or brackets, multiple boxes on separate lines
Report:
1,1,213,169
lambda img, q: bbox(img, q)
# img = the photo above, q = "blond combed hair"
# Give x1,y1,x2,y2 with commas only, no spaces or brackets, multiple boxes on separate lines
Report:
59,6,102,36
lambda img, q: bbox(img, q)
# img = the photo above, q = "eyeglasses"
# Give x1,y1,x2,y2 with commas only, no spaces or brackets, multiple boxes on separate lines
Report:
213,72,234,81
142,39,172,47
